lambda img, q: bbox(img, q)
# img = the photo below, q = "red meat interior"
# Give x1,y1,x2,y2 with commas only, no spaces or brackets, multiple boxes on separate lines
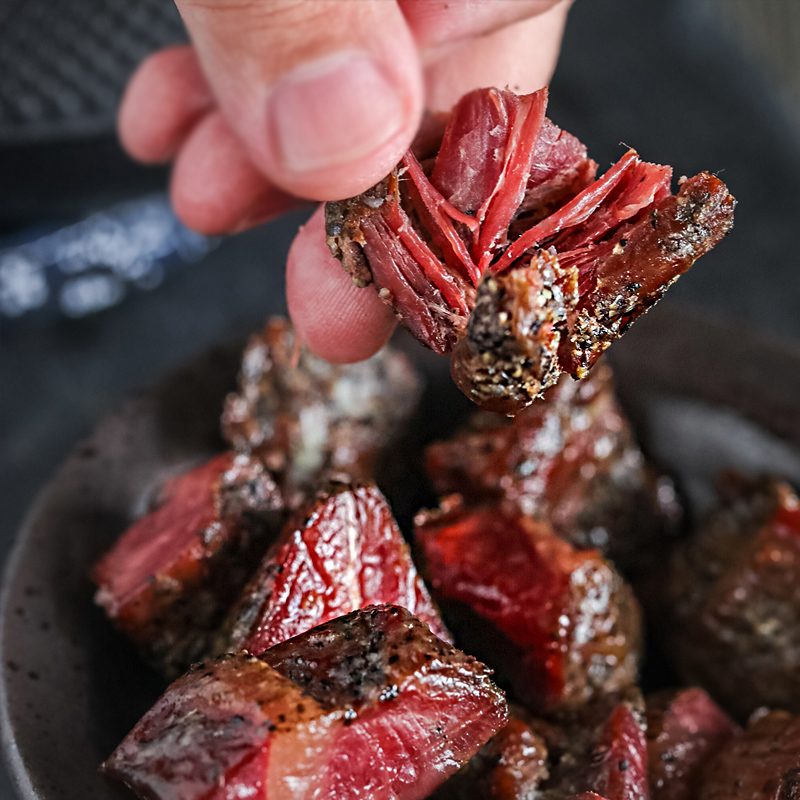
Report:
361,87,673,321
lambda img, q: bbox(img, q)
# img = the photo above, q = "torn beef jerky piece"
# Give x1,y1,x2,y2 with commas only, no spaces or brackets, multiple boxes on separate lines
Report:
432,707,549,800
698,710,800,800
326,87,734,413
222,317,421,497
662,475,800,718
645,689,739,800
93,452,283,677
415,501,642,714
425,363,680,574
215,481,448,655
104,606,508,800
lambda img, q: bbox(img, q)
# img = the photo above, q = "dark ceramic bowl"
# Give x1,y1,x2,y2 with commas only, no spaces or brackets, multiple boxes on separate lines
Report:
3,306,800,800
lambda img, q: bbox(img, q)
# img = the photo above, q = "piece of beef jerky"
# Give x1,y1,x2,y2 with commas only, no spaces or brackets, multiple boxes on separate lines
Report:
425,363,681,575
103,605,507,800
538,689,650,800
698,710,800,800
93,452,283,677
662,474,800,718
326,87,734,413
645,689,739,800
222,317,422,499
415,501,642,714
215,481,448,655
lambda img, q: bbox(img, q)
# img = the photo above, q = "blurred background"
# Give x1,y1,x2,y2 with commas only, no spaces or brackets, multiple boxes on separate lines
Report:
1,0,800,792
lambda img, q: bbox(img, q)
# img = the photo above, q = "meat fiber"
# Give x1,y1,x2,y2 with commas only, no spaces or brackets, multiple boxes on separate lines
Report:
424,363,681,575
326,87,735,413
215,480,449,655
645,689,739,800
698,710,800,800
222,317,422,500
103,605,508,800
662,475,800,718
415,501,642,714
93,451,283,676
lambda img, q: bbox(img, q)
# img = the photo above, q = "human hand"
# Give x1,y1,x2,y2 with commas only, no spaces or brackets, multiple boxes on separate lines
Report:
119,0,571,362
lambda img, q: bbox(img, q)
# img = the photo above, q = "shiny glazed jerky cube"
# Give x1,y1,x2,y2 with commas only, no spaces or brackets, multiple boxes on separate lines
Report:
215,481,449,655
425,363,680,574
415,501,642,714
103,605,508,800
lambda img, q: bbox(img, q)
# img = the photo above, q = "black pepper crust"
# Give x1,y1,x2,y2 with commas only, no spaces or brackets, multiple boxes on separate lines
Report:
562,172,736,379
325,175,394,288
450,250,575,415
261,604,497,711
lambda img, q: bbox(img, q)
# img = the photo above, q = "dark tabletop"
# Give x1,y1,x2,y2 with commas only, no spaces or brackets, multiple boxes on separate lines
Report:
1,0,800,796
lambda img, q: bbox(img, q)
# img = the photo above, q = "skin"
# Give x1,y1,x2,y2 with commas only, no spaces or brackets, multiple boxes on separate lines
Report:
119,0,571,363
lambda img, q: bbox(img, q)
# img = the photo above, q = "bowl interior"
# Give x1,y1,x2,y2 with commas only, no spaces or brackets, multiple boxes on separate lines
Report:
4,306,800,800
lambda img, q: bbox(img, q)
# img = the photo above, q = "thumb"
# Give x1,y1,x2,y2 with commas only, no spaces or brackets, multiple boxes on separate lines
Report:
175,0,423,201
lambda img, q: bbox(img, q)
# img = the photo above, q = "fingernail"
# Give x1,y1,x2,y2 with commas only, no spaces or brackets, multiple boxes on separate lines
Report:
267,52,407,174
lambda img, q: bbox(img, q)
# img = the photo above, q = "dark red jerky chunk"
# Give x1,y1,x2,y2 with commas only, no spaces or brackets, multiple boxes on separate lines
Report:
663,476,800,718
645,689,739,800
698,710,800,800
325,86,734,413
536,690,649,800
221,317,422,491
586,704,650,800
415,502,641,714
432,709,549,800
93,452,281,676
216,482,449,656
104,606,507,800
425,364,680,573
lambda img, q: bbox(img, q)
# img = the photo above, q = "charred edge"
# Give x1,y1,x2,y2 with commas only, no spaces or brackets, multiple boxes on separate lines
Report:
566,173,735,378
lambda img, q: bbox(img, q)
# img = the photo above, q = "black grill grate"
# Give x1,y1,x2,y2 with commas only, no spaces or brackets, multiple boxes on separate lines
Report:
0,0,186,145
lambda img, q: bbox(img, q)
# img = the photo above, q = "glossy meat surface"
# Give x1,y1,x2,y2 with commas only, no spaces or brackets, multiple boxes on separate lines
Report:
425,364,680,573
586,703,650,800
93,452,281,676
432,709,549,800
698,710,800,800
222,318,421,497
645,689,739,800
663,475,800,717
415,502,641,713
104,606,508,800
216,481,448,655
326,87,734,412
